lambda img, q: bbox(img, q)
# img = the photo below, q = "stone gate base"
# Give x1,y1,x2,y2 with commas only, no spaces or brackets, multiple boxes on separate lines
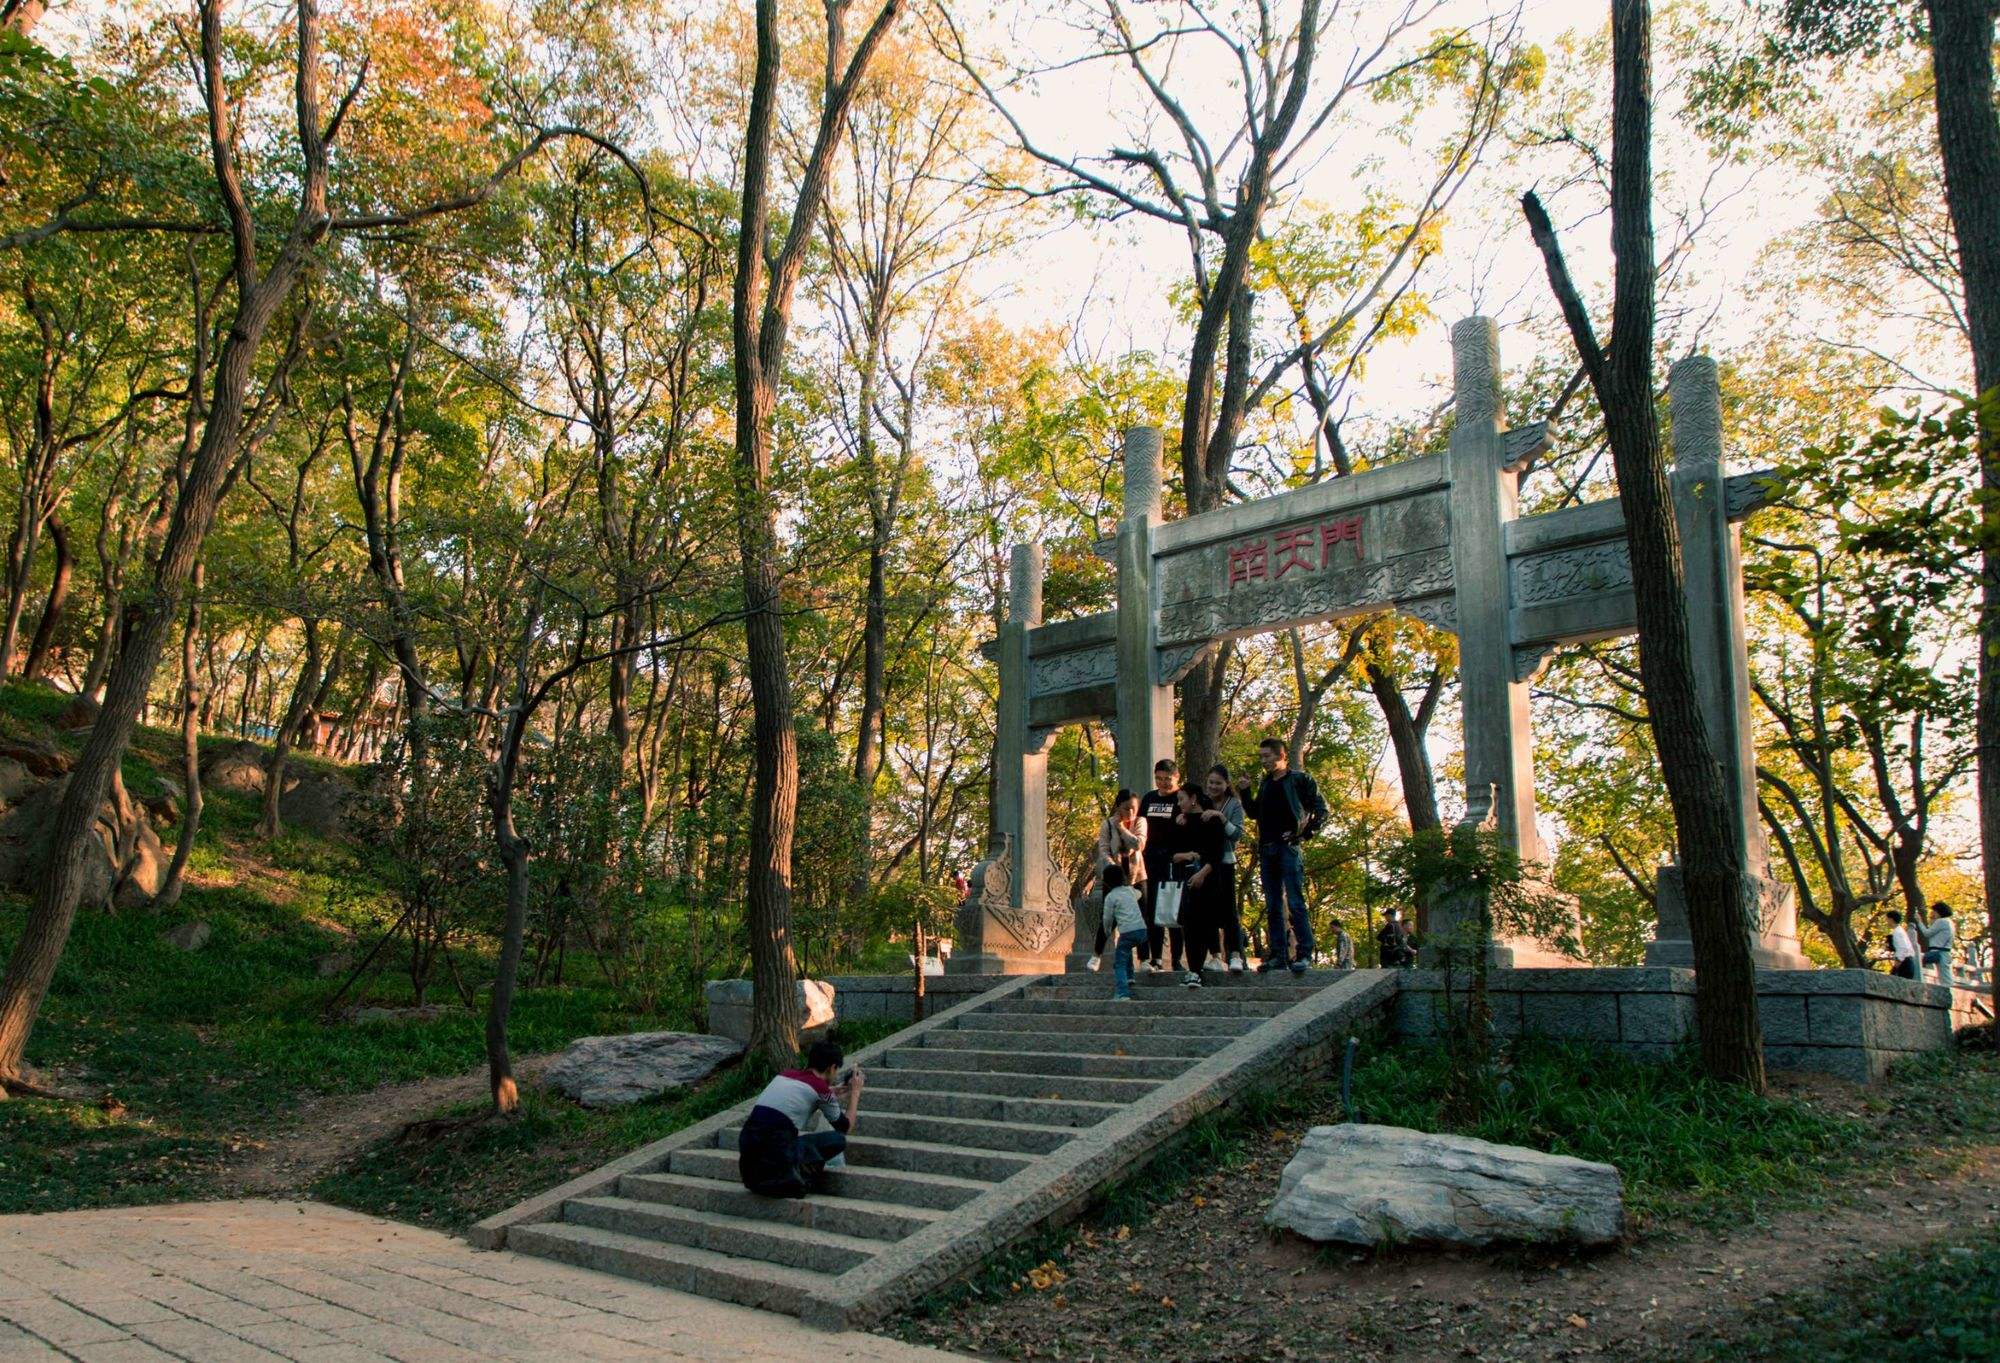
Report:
1392,967,1984,1083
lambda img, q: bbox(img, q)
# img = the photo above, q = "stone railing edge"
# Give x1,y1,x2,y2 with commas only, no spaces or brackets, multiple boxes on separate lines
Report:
801,969,1402,1330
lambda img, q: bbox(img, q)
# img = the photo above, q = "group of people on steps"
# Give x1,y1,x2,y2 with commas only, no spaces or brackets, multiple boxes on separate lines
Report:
1092,736,1329,1001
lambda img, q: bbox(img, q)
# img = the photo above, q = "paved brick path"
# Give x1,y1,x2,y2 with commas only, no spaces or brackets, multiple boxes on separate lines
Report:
0,1201,969,1362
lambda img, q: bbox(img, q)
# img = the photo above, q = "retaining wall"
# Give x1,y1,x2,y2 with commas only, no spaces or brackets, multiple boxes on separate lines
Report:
1393,966,1971,1082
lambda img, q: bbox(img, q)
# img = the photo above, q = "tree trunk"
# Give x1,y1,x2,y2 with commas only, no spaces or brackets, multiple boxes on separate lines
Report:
77,590,116,703
21,517,70,684
155,566,204,911
1925,0,2000,1025
0,498,39,678
0,0,332,1085
258,617,321,838
1369,665,1441,834
1525,0,1763,1088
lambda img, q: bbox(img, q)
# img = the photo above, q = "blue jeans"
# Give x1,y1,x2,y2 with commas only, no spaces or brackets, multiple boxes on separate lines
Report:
1111,927,1149,998
1260,841,1311,966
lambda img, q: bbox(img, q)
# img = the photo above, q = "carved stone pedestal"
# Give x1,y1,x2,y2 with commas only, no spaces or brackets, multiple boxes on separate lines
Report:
948,835,1072,977
1644,865,1811,971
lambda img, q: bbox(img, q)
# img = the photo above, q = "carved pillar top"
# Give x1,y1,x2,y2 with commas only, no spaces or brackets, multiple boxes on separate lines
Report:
1668,355,1723,475
1122,426,1163,525
1452,317,1502,432
1008,542,1044,627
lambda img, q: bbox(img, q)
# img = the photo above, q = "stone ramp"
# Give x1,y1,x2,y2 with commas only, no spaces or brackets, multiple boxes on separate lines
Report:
471,968,1398,1329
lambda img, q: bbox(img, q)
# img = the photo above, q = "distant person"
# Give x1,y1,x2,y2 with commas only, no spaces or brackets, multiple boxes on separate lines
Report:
1377,908,1416,968
738,1041,862,1198
1100,863,1149,1002
1087,790,1147,972
1247,737,1327,975
1887,911,1921,980
1171,785,1225,987
1138,759,1185,973
1923,902,1956,987
1203,764,1248,973
1333,923,1356,969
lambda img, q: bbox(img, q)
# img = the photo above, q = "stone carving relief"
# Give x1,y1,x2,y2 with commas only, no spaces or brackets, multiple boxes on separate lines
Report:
1031,646,1117,696
1512,642,1559,684
1156,642,1215,685
1157,548,1456,644
1511,543,1633,609
1398,596,1458,635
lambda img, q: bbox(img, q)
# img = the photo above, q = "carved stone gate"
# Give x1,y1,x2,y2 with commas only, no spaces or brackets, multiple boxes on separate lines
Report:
952,318,1808,975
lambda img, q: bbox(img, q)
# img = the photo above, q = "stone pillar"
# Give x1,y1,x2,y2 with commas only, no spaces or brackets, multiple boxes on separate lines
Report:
954,544,1070,975
1115,426,1174,798
1433,319,1570,966
1646,356,1809,969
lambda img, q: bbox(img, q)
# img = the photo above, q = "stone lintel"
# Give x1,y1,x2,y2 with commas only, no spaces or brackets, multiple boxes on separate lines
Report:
1150,454,1448,557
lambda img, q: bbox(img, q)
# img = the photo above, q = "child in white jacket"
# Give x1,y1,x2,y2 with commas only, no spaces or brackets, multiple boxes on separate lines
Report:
1101,863,1148,1001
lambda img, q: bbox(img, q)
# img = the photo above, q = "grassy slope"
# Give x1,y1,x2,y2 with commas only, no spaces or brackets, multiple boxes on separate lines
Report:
0,680,746,1218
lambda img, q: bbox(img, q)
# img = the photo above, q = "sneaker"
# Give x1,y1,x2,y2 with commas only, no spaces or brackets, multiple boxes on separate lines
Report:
1202,959,1224,974
1229,953,1246,973
1182,971,1202,988
1290,960,1308,977
824,1154,848,1170
1255,958,1276,974
1112,993,1135,1002
1086,955,1102,972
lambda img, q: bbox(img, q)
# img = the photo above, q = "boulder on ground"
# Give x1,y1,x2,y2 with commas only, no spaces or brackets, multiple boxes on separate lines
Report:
164,921,210,952
0,757,34,805
316,949,355,979
279,773,348,837
142,791,180,829
1266,1123,1624,1249
703,978,836,1047
53,696,99,731
545,1031,745,1108
0,772,167,911
200,742,268,795
0,734,69,779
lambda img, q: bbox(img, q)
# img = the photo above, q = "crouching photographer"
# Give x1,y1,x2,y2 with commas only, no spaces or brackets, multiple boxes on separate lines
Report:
738,1041,864,1198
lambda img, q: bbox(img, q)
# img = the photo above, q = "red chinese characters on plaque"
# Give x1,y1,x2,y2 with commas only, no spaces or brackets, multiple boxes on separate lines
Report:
1225,514,1364,590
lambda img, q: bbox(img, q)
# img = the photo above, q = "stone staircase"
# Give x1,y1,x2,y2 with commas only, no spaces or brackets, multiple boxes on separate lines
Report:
471,967,1398,1328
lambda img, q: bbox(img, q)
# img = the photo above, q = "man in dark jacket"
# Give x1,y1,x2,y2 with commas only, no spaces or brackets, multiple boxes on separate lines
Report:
1248,737,1327,975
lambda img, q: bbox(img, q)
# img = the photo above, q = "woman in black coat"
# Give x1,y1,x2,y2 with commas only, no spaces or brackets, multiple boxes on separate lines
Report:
1170,786,1226,986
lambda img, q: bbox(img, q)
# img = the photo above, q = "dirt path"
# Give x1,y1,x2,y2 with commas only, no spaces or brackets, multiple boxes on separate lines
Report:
890,1120,2000,1362
217,1054,554,1197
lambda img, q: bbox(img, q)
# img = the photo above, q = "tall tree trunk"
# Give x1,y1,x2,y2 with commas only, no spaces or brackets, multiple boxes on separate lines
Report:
155,566,205,911
1368,665,1441,834
78,591,116,703
1925,0,2000,1024
258,617,322,838
21,517,70,684
0,0,334,1088
1524,0,1764,1088
0,508,35,677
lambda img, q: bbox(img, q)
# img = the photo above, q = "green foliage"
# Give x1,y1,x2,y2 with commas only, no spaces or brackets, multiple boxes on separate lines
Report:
1697,1232,2000,1361
1351,1040,1863,1223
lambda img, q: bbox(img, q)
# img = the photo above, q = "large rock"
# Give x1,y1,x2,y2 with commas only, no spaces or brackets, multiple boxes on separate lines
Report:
164,921,210,952
279,773,348,838
0,734,69,779
703,978,836,1047
0,757,35,805
1267,1124,1624,1249
201,742,268,796
0,771,167,911
53,695,99,731
545,1031,745,1108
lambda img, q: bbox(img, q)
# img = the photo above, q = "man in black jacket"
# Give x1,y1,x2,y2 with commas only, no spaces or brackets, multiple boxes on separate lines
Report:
1248,737,1327,975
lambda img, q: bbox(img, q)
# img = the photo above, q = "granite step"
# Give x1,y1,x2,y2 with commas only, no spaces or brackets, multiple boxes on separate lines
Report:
563,1196,884,1274
923,1027,1232,1059
950,1009,1262,1037
507,1222,832,1315
862,1066,1161,1103
880,1045,1196,1080
858,1086,1125,1128
847,1109,1079,1155
666,1147,992,1210
616,1171,947,1242
985,996,1294,1019
1022,983,1317,1005
714,1129,1034,1183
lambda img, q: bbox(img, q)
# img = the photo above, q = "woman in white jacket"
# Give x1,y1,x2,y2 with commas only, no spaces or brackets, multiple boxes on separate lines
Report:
1088,790,1147,971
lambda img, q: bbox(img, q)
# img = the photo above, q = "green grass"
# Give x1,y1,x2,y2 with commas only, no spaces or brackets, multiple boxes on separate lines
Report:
1688,1230,2000,1361
1350,1040,1870,1223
